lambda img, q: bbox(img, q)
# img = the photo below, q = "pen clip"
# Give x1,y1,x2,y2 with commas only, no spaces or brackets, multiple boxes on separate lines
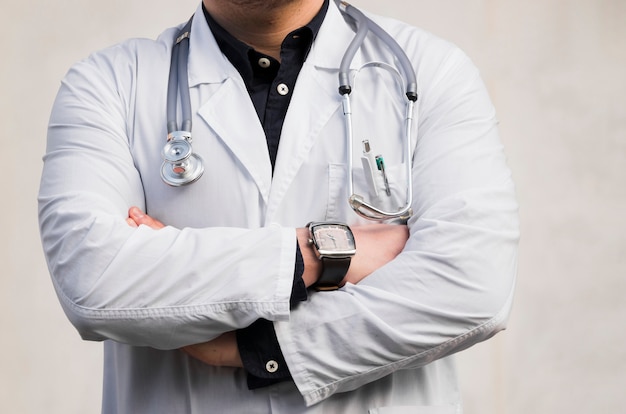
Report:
375,155,392,197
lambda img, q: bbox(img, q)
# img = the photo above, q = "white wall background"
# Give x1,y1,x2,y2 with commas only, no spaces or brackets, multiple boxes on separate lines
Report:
1,0,624,413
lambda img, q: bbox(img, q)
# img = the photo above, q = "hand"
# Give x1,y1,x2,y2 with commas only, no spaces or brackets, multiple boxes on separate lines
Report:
126,207,242,368
126,206,165,229
182,332,243,368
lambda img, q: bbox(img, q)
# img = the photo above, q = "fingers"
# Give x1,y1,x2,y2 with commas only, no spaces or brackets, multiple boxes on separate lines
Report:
127,206,165,229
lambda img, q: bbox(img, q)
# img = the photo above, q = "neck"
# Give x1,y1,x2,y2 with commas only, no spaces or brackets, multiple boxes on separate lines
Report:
203,0,325,60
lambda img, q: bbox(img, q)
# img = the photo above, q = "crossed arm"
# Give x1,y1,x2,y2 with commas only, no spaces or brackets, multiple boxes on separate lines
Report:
126,206,409,368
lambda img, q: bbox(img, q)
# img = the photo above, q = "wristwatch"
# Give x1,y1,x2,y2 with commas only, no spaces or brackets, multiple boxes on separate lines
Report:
307,222,356,291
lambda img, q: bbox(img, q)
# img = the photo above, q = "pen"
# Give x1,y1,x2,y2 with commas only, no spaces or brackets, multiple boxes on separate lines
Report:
375,155,391,196
361,140,379,196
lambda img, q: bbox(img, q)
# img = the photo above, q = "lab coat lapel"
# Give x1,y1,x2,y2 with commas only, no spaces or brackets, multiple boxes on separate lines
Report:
188,7,272,204
196,80,272,203
266,2,362,221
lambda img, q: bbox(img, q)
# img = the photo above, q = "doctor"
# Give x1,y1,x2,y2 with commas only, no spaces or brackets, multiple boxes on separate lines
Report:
39,0,519,413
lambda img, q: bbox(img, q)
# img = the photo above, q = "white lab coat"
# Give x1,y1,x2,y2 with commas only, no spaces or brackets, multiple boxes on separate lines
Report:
39,2,518,413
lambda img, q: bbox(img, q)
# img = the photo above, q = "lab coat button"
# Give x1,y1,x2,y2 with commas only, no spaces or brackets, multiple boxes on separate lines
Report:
265,360,279,373
277,83,289,96
258,57,271,68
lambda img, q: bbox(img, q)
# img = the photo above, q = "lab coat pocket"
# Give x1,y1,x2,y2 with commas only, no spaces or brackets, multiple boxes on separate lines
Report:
326,163,348,221
326,163,409,222
368,405,460,414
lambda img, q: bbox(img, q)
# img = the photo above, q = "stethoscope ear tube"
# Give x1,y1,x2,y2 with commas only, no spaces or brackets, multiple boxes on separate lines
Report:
337,1,418,102
362,13,418,102
166,33,181,134
177,28,193,133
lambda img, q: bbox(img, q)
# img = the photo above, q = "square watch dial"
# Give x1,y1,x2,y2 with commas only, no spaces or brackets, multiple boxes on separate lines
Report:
312,224,356,253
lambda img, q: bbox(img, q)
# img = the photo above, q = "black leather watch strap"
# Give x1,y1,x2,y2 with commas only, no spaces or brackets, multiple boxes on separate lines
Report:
315,257,351,291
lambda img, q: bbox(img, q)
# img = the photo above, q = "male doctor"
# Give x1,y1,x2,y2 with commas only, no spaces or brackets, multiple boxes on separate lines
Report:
39,0,519,412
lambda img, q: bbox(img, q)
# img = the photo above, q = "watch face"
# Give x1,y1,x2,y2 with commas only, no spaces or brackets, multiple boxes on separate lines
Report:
312,224,356,255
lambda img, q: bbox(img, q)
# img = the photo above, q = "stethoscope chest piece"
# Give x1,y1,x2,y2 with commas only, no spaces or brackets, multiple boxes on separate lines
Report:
160,130,204,186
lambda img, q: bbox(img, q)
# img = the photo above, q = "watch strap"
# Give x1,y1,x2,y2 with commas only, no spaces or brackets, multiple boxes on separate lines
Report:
315,257,351,291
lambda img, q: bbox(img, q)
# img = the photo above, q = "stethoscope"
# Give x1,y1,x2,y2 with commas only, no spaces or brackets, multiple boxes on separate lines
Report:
161,0,417,221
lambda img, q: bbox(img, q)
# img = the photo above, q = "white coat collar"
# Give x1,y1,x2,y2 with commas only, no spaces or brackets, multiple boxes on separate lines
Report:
187,4,236,87
308,0,363,70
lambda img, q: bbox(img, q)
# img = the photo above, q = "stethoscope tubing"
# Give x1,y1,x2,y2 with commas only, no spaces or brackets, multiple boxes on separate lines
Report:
167,19,193,135
177,31,193,133
338,1,416,221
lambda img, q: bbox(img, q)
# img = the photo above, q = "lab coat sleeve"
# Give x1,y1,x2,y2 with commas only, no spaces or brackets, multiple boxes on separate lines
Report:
275,42,519,405
38,43,294,350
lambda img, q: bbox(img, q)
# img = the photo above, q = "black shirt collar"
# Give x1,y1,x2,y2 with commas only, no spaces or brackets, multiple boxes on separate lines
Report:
202,0,329,84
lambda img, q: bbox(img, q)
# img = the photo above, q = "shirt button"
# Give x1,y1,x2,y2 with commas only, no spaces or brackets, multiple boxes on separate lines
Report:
265,360,279,373
276,83,289,96
258,57,271,68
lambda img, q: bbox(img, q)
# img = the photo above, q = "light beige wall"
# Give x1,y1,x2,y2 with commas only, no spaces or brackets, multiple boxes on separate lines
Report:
2,1,624,413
